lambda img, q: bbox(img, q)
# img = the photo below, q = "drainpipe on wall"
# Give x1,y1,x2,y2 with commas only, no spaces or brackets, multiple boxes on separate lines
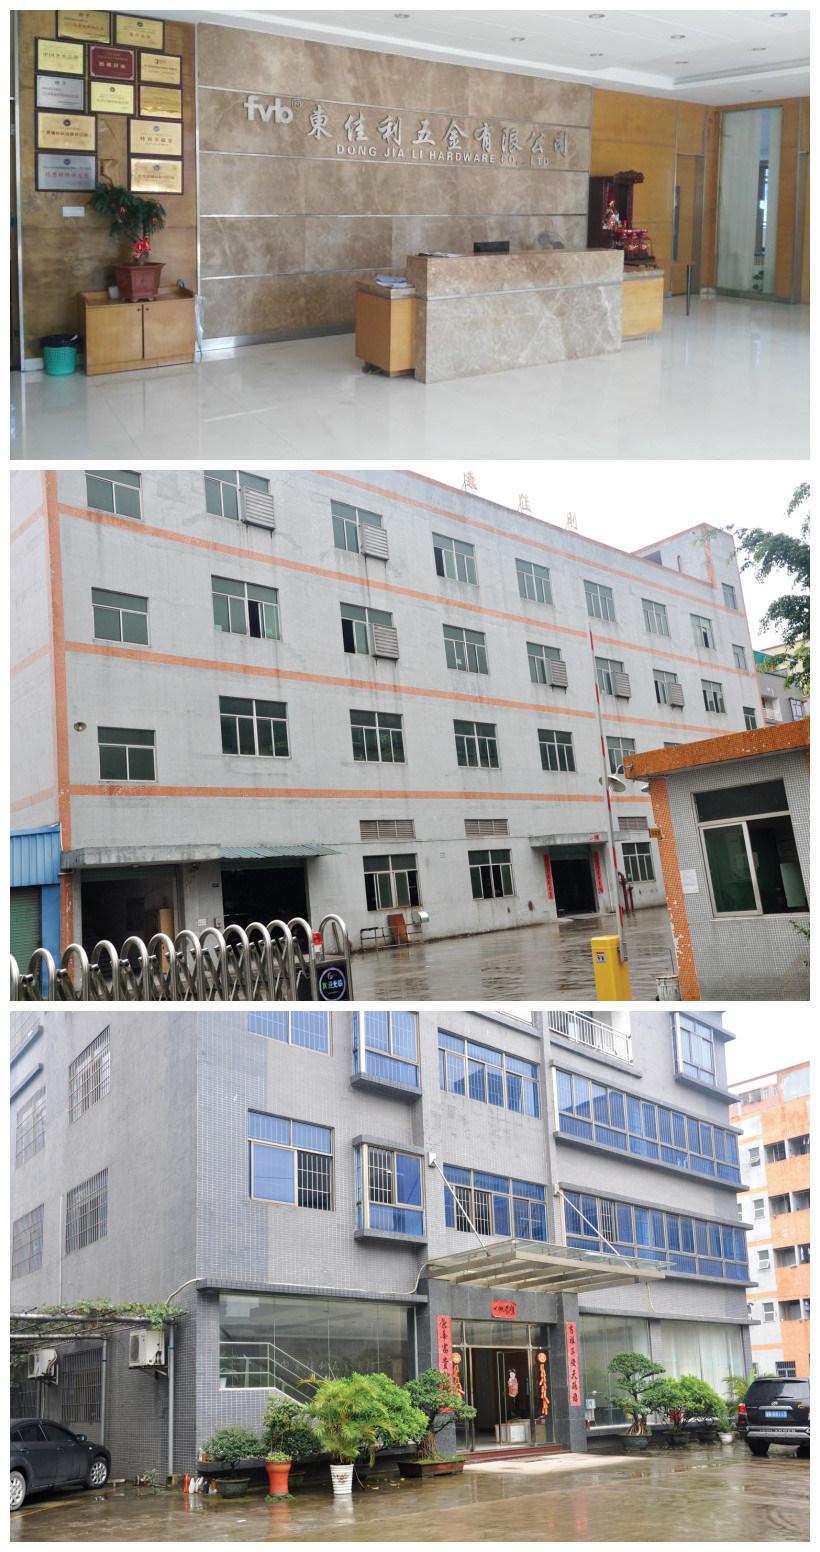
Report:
166,1323,175,1482
99,1341,108,1446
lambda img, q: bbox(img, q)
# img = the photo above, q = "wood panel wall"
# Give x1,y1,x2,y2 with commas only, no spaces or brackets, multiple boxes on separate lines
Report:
16,10,197,361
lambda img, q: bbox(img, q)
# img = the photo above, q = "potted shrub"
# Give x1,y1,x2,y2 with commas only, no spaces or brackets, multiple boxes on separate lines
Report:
198,1426,266,1497
646,1379,691,1446
262,1396,322,1470
720,1372,753,1444
88,181,167,301
607,1352,667,1451
400,1368,475,1478
265,1452,292,1496
676,1375,729,1444
311,1372,427,1496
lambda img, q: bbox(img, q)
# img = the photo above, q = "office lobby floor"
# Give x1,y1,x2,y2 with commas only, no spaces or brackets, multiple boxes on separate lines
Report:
11,295,807,462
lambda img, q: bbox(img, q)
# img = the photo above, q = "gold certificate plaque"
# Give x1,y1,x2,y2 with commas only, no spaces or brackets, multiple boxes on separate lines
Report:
129,117,182,156
115,14,164,49
37,110,97,151
130,156,183,194
139,51,181,85
36,37,85,75
139,84,182,120
57,11,111,43
90,80,135,115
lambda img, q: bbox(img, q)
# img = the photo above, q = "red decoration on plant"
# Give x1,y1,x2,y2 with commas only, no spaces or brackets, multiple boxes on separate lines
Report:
132,236,151,262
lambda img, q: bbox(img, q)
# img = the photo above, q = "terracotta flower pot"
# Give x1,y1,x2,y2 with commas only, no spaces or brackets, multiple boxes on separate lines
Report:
114,262,164,301
265,1461,292,1495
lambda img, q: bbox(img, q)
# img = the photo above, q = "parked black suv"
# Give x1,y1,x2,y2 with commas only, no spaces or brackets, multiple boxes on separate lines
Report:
10,1419,111,1510
738,1378,810,1457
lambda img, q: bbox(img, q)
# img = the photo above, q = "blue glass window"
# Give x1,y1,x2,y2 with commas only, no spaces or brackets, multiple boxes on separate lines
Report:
563,1193,747,1282
439,1030,540,1116
361,1145,424,1236
677,1015,717,1085
249,1111,333,1210
249,1010,329,1054
554,1068,740,1182
444,1165,546,1242
355,1011,419,1086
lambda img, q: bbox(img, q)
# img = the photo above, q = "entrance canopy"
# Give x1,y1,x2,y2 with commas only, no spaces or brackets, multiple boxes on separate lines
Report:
61,842,338,868
529,832,606,849
423,1239,667,1295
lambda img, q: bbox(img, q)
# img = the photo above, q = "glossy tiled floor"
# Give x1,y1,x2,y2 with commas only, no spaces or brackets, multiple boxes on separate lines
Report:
11,295,807,462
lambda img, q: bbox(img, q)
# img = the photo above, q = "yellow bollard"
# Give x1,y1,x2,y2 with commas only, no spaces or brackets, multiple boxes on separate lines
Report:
590,935,632,1001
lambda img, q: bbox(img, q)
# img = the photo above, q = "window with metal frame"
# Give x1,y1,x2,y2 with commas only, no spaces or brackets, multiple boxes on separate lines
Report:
676,1013,717,1085
12,1205,44,1279
353,1011,419,1086
743,706,758,730
59,1349,102,1424
350,709,405,763
92,587,149,645
595,656,623,696
219,696,289,757
15,1087,46,1164
68,1028,111,1121
554,1068,740,1181
356,1143,424,1234
653,668,679,705
65,1170,108,1254
433,532,477,584
363,854,420,911
341,602,394,654
331,498,383,553
606,735,636,774
443,1164,547,1241
642,598,670,636
212,576,280,640
97,726,155,781
761,1302,776,1322
692,614,715,650
516,558,552,605
695,780,808,916
204,469,270,521
443,624,488,674
723,583,738,610
776,1361,797,1378
538,728,575,773
562,1190,749,1282
85,470,142,520
454,719,499,769
789,698,805,720
584,579,616,621
469,847,515,900
527,641,563,685
248,1111,333,1210
701,679,726,713
438,1029,540,1117
732,643,747,670
622,841,654,883
248,1011,330,1053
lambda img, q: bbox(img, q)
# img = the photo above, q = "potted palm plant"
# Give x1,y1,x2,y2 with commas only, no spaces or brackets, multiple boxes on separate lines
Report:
607,1352,667,1451
88,181,167,301
720,1373,753,1444
400,1368,475,1477
311,1373,427,1496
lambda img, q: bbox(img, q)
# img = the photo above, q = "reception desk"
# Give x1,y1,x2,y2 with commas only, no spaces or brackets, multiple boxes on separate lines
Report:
621,268,665,340
405,250,623,384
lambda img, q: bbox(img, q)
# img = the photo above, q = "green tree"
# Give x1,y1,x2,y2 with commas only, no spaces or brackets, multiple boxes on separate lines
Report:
261,1398,322,1462
311,1373,427,1465
607,1352,667,1435
403,1368,476,1459
732,482,810,692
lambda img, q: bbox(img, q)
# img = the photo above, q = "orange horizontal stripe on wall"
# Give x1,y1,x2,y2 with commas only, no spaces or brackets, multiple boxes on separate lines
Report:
71,783,648,803
11,787,58,813
11,644,51,676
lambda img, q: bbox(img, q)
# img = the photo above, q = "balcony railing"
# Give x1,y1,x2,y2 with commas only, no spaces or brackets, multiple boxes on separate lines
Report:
548,1010,632,1063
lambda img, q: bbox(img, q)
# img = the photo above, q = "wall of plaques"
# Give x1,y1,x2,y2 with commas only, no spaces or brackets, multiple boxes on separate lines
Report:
35,11,183,193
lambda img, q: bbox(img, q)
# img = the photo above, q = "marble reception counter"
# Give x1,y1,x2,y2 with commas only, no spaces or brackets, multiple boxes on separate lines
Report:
405,250,623,383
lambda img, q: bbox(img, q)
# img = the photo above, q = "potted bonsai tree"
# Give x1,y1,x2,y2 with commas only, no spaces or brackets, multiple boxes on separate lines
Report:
607,1352,668,1451
198,1426,266,1497
400,1368,476,1477
88,181,167,302
646,1378,691,1446
311,1372,426,1496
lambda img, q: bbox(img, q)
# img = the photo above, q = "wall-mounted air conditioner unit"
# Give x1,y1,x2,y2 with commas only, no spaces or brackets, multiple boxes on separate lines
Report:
239,488,276,530
27,1348,59,1382
128,1330,166,1369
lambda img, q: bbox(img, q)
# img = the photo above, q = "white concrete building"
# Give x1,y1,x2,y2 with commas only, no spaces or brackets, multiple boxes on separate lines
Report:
11,469,763,954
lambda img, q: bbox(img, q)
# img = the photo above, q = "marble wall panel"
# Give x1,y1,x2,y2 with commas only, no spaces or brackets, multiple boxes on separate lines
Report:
200,152,305,216
199,216,307,279
200,274,308,338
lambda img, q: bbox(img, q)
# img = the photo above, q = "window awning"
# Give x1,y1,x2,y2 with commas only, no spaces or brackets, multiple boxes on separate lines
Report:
423,1239,667,1294
60,843,338,869
529,833,608,849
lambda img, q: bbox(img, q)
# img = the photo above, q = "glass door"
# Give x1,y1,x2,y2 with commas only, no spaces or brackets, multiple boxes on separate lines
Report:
717,108,782,296
495,1349,533,1443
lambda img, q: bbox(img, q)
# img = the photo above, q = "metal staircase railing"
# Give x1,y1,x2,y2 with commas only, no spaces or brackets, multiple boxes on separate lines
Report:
219,1341,330,1401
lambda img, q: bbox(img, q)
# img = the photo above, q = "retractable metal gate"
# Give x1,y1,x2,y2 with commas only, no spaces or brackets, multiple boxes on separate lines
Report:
10,914,353,1003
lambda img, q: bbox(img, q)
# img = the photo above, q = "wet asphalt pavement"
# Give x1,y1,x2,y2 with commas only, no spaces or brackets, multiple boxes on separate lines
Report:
12,1446,808,1541
353,907,676,1001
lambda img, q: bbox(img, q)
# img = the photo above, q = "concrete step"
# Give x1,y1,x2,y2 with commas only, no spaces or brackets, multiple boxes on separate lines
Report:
466,1444,568,1464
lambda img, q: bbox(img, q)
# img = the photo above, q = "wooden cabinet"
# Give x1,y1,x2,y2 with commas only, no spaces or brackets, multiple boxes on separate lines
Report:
622,271,665,339
355,284,416,375
80,287,195,375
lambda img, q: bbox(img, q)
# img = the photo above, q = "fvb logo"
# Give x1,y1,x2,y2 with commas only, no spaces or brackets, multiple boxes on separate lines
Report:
244,94,295,124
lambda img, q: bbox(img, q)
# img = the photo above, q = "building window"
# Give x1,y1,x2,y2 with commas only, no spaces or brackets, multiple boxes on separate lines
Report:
676,1013,716,1086
701,679,726,713
68,1028,111,1121
538,728,575,773
606,735,636,775
438,1030,540,1117
595,656,624,697
516,558,552,604
65,1169,108,1254
753,1198,766,1220
433,532,477,584
622,841,654,883
350,709,405,763
363,854,420,911
723,583,738,610
443,624,488,674
331,498,383,553
653,668,680,705
642,598,670,636
59,1350,102,1425
765,1140,787,1164
249,1112,333,1210
789,698,805,720
527,641,563,685
747,1145,761,1166
563,1191,749,1282
776,1361,797,1379
788,1134,810,1157
15,1087,46,1165
12,1205,44,1279
218,1291,410,1389
732,644,747,670
97,726,155,781
212,576,280,640
454,719,499,769
744,706,758,731
761,1302,776,1323
555,1068,740,1182
356,1143,424,1235
585,579,616,621
692,614,715,649
770,1193,790,1216
353,1012,419,1087
204,469,269,521
444,1165,547,1240
92,587,149,645
696,779,808,916
248,1011,330,1053
779,1300,802,1322
469,848,515,900
341,602,394,655
85,470,142,520
757,1249,771,1270
219,695,289,758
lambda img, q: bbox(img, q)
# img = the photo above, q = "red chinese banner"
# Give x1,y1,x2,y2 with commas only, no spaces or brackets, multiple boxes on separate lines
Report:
543,854,554,899
536,1350,550,1417
491,1299,517,1320
437,1315,453,1376
592,850,605,893
565,1321,582,1406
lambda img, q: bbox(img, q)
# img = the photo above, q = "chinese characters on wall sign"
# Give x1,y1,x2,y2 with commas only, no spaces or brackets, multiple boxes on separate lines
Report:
436,1315,454,1376
491,1299,518,1319
565,1321,582,1406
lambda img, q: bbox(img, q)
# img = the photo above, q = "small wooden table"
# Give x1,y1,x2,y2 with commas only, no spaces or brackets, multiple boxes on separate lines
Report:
355,281,416,376
79,286,196,375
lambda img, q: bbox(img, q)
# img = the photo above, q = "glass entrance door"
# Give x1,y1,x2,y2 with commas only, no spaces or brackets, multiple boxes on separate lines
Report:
717,108,782,296
496,1349,533,1443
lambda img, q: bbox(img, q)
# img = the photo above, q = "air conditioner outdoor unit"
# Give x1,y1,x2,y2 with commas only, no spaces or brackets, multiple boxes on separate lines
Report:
28,1348,59,1382
239,487,276,530
359,522,389,560
128,1330,166,1369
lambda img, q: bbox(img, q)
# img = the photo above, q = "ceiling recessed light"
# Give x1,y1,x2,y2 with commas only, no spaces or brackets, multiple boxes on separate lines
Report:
394,12,410,18
510,37,526,43
769,11,788,16
588,12,606,19
750,46,768,51
589,52,604,58
670,34,686,39
675,60,689,65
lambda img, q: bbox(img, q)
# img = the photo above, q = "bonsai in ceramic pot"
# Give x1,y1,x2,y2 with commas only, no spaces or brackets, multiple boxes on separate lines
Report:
311,1372,427,1496
265,1452,292,1496
607,1352,668,1451
676,1375,730,1444
88,182,167,301
198,1426,266,1497
400,1368,475,1477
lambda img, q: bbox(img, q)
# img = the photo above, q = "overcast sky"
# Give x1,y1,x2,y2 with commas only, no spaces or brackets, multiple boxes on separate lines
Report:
411,461,808,647
719,1005,811,1085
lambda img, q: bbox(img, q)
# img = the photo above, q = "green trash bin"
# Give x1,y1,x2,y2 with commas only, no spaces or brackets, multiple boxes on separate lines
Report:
41,333,79,375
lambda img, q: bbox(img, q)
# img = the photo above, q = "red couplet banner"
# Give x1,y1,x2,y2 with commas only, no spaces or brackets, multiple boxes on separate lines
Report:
565,1321,582,1405
437,1314,453,1375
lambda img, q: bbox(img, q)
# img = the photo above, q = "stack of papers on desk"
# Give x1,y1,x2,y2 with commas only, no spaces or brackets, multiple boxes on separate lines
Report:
374,275,413,288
